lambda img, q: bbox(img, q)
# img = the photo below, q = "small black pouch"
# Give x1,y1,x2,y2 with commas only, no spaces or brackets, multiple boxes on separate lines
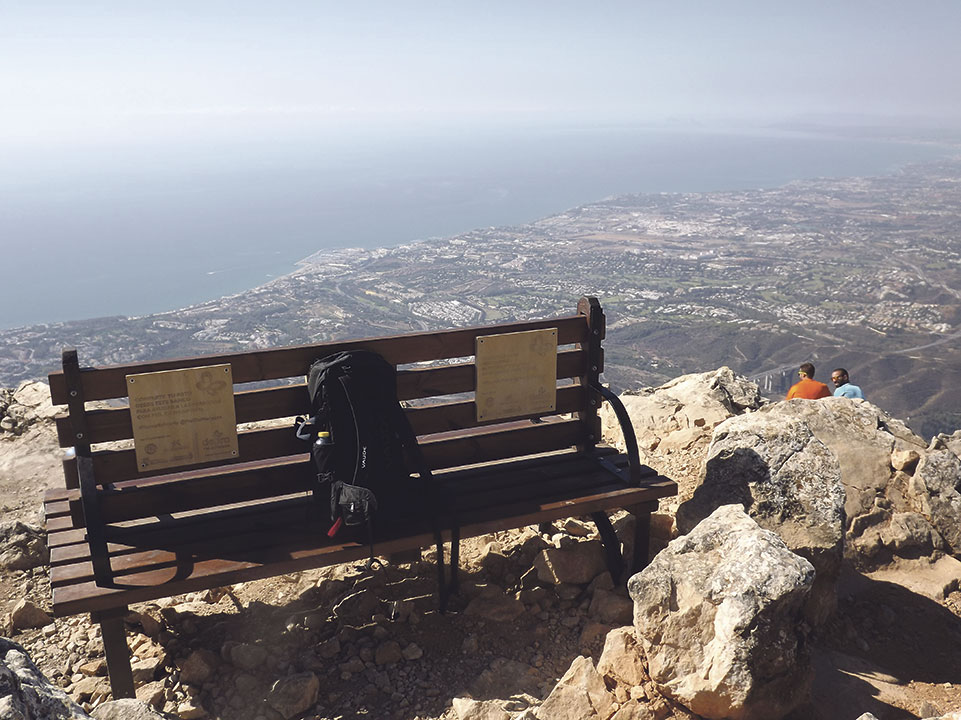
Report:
331,481,378,527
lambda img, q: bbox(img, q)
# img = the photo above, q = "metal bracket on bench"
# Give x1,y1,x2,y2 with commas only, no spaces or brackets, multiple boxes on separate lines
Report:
592,383,642,486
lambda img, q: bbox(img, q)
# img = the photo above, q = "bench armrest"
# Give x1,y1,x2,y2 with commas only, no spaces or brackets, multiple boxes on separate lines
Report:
593,383,643,487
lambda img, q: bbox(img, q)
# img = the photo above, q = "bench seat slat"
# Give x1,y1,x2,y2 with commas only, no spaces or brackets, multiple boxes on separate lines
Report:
51,479,675,616
48,450,669,585
60,434,625,534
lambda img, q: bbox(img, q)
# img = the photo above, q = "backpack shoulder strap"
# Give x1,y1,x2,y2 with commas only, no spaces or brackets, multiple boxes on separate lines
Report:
336,372,363,488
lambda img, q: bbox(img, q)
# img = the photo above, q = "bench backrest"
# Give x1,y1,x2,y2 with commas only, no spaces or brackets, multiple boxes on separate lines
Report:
49,297,606,526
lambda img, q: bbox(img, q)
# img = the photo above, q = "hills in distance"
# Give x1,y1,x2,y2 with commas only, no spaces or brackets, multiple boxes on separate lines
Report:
2,155,960,438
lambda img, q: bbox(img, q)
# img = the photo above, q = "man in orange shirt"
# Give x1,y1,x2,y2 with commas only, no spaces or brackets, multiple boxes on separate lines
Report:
786,362,831,400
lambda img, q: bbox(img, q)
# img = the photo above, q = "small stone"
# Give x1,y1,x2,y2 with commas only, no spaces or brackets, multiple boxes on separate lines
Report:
267,672,320,719
561,518,593,537
402,643,423,661
131,654,166,684
72,675,111,701
11,599,53,630
233,673,259,695
891,448,921,473
452,696,511,720
480,545,511,579
78,659,107,677
227,642,267,671
135,680,167,708
179,649,219,685
177,698,208,719
341,657,365,674
317,637,341,659
375,641,403,665
333,589,381,623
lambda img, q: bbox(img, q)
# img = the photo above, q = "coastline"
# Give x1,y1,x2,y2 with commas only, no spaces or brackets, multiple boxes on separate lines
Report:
1,126,955,331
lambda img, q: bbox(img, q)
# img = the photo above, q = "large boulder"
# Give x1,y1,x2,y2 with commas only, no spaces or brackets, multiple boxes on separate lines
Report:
0,637,90,719
931,429,961,462
0,521,49,570
749,399,961,566
0,381,66,519
676,413,845,625
601,367,764,510
629,504,814,720
907,449,961,555
0,381,60,435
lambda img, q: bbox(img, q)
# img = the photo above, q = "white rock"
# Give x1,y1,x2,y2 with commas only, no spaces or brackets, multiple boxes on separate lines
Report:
597,627,647,688
267,672,319,719
630,504,814,720
452,697,511,720
10,599,53,631
535,656,614,720
676,412,845,626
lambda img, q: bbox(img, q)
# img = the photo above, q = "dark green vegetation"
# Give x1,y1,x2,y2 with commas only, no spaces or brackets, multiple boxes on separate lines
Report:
3,157,960,437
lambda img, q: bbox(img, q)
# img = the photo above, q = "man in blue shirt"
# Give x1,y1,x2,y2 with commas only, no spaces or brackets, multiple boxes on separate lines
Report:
831,368,864,399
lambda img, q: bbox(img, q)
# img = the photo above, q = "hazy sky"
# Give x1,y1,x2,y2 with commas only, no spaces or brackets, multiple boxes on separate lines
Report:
2,1,961,149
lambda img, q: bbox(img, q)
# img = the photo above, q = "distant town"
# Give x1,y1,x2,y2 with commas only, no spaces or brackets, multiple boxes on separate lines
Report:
3,155,960,437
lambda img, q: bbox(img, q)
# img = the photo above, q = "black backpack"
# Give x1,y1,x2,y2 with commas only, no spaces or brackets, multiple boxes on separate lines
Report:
295,350,458,604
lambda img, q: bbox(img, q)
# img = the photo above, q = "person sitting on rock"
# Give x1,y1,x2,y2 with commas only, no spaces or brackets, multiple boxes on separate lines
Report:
831,367,864,399
786,362,831,400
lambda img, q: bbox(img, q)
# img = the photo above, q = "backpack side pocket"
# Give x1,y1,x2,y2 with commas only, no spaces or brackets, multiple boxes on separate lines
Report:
331,481,378,527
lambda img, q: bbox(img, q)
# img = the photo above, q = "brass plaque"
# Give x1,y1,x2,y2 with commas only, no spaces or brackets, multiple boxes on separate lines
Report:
127,364,239,472
476,328,557,422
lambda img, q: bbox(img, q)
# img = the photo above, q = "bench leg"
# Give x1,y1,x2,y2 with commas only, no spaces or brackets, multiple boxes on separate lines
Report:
93,607,135,699
628,502,657,574
590,511,624,583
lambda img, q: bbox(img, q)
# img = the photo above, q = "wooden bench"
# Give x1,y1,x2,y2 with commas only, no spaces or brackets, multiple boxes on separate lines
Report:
43,296,677,699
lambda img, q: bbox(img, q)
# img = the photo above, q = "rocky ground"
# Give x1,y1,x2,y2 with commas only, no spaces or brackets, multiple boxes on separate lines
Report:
2,373,961,720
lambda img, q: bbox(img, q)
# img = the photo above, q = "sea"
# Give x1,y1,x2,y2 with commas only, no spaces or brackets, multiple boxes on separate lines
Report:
0,124,951,330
